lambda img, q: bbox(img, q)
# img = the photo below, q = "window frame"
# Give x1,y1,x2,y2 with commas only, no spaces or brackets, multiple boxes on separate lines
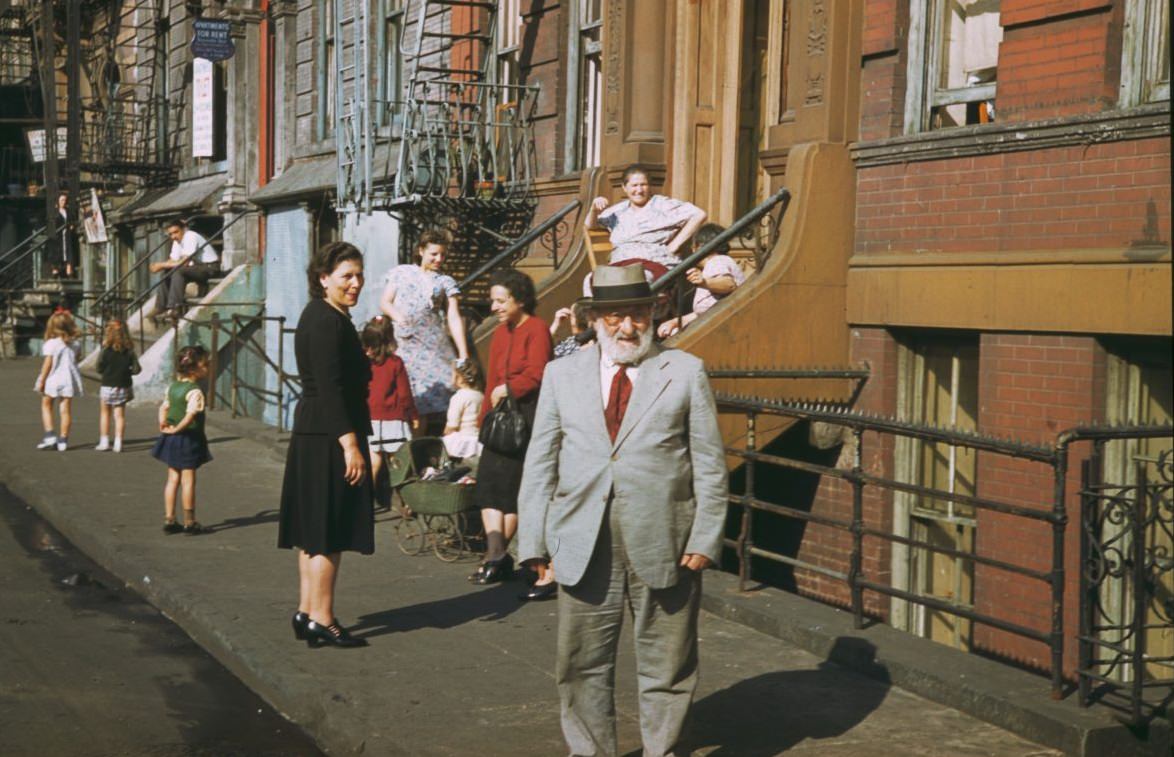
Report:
563,0,602,172
316,0,335,141
903,0,1001,134
376,0,404,128
1120,0,1170,106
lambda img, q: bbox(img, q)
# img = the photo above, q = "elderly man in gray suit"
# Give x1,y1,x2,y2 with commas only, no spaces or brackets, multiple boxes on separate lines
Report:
518,265,729,757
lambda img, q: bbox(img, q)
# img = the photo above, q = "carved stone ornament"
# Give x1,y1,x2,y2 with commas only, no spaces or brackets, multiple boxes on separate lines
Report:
807,0,827,56
604,0,623,135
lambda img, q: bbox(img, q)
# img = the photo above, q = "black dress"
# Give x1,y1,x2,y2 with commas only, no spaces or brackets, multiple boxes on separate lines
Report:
278,298,374,555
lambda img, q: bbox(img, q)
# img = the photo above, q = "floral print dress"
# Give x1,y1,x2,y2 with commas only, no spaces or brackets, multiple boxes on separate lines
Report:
597,194,703,268
383,264,460,416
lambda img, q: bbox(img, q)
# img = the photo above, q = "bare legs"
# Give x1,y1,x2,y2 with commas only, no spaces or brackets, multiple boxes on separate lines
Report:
297,551,342,625
370,451,386,508
481,508,517,563
113,406,125,445
162,468,198,524
40,396,72,438
98,404,125,444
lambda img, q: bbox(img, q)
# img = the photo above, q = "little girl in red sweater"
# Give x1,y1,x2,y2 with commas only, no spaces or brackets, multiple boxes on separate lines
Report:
361,317,418,505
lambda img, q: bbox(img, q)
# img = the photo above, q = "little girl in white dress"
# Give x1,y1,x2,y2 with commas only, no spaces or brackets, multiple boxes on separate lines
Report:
442,362,484,460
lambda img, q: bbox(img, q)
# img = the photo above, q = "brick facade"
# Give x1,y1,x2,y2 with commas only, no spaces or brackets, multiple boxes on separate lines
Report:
775,0,1172,676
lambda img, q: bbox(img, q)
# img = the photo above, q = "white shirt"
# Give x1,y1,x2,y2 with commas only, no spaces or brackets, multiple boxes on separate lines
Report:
600,351,641,408
169,229,217,264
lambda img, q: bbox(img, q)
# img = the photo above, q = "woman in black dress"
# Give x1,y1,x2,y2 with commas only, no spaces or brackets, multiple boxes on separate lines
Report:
279,241,373,648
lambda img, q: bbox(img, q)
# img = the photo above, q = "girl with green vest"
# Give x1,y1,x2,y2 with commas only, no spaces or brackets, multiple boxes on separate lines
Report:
151,345,212,534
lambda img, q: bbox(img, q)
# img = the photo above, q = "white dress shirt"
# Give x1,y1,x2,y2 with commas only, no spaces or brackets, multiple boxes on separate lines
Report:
600,351,641,408
169,229,217,264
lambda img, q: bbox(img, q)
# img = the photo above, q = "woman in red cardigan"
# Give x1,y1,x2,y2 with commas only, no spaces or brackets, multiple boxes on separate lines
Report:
469,269,553,598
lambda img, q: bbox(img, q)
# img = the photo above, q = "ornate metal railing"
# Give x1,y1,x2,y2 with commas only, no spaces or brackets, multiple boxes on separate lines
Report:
1078,439,1174,724
713,389,1174,706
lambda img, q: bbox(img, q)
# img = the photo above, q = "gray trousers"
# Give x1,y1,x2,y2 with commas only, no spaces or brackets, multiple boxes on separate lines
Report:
556,501,701,757
158,262,220,312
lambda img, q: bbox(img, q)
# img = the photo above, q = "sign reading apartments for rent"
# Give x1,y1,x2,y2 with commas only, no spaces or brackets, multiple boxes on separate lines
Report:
192,57,214,158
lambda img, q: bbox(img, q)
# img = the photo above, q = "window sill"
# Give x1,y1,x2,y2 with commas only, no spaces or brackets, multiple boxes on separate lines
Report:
851,102,1170,168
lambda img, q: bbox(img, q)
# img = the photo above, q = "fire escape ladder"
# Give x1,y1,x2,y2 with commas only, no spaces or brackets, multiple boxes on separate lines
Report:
387,0,537,207
334,0,372,215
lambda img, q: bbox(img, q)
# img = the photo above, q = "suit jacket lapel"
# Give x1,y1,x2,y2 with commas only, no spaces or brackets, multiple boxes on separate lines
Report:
612,344,671,452
579,344,611,445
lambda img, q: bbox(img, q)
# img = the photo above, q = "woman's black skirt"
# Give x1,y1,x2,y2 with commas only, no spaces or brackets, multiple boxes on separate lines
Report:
473,393,538,515
278,433,374,555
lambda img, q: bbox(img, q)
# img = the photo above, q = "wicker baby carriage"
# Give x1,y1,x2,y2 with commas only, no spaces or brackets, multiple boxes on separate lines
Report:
387,437,479,561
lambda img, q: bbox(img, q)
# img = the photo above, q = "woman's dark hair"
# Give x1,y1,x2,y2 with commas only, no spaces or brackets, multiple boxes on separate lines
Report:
176,345,208,377
414,229,452,261
489,268,537,315
307,241,363,298
692,222,730,256
621,164,649,184
360,316,397,363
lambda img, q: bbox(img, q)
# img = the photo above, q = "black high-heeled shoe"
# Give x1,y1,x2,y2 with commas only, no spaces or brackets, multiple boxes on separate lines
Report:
305,619,368,648
471,554,514,585
291,611,309,641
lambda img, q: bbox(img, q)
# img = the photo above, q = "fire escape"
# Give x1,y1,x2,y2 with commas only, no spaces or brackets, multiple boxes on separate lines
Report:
24,0,178,188
334,0,543,309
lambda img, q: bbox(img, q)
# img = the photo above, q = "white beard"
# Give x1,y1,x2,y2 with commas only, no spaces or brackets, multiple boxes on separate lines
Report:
596,321,653,365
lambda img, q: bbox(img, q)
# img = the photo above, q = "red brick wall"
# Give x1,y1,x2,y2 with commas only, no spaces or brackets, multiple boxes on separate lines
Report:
859,0,1129,137
973,333,1104,674
789,327,898,617
855,137,1171,254
997,3,1123,122
859,0,907,142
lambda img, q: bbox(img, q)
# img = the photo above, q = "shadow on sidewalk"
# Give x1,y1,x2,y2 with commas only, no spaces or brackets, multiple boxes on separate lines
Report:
205,508,281,533
679,638,890,756
350,582,526,639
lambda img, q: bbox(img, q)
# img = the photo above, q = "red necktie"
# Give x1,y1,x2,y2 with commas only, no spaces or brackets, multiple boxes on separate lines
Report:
605,366,632,442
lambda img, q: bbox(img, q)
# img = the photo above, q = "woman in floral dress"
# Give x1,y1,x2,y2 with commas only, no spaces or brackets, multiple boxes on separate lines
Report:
583,164,708,269
379,230,469,432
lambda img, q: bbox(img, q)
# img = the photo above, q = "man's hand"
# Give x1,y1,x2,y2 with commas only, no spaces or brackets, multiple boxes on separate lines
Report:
149,261,168,273
679,553,712,572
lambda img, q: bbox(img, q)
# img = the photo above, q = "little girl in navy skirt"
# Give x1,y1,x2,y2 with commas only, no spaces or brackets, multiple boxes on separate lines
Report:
151,345,213,534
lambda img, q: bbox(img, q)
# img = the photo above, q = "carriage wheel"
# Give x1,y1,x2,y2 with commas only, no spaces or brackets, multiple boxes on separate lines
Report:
395,515,427,556
428,514,467,562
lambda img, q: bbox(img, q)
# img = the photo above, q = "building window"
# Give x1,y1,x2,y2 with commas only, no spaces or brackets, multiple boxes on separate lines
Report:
904,0,1002,133
494,0,522,87
317,0,335,140
564,0,602,171
377,0,403,127
1120,0,1170,106
893,332,980,650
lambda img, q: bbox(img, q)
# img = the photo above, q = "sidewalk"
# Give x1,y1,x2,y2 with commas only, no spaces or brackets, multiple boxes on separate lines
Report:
0,358,1063,756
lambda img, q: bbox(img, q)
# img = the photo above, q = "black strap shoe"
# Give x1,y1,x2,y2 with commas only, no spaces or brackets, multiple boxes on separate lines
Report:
306,619,368,648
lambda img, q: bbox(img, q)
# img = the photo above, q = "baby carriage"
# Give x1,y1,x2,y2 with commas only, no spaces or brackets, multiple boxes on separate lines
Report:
387,437,479,561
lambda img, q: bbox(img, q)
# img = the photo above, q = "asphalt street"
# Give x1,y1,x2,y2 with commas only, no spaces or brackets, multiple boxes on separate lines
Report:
0,486,323,757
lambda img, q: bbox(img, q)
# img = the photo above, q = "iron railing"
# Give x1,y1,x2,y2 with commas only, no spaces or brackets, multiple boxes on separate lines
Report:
0,225,48,292
167,309,301,432
713,389,1173,706
1075,432,1174,725
456,199,581,292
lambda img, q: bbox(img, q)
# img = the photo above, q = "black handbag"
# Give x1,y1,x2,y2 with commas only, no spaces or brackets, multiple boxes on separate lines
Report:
479,389,530,455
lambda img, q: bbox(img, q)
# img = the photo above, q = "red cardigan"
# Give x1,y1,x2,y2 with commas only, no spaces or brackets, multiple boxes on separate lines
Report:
367,353,418,422
480,315,552,422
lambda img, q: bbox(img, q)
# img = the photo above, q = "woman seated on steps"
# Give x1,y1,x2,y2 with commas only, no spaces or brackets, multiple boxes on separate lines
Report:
656,222,746,339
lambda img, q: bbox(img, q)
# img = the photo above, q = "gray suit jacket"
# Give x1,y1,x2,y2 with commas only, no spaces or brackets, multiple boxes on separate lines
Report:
517,342,729,590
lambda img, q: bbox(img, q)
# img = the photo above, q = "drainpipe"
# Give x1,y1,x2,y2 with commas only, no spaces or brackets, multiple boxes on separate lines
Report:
257,0,272,261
